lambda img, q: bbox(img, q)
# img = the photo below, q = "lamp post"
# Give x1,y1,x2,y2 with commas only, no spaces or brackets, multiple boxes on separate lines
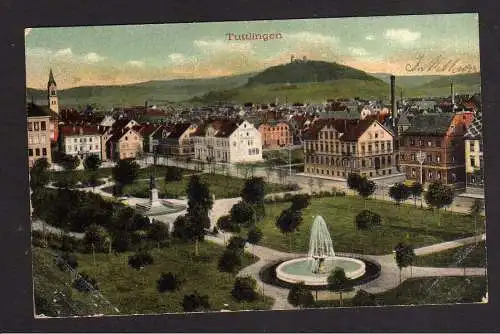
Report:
416,150,426,185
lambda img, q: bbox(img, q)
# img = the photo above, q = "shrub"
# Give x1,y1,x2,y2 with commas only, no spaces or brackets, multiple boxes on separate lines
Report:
73,272,98,292
128,251,154,270
283,193,293,201
165,166,183,182
288,282,314,308
157,272,183,292
216,215,241,233
182,291,210,312
355,210,382,230
218,249,242,273
56,253,78,271
352,289,377,306
227,236,246,253
231,276,258,302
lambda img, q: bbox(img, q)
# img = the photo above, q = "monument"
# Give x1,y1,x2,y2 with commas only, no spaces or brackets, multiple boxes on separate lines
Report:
135,175,186,216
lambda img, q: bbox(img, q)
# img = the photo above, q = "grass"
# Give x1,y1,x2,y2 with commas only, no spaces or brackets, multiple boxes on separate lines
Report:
248,196,485,255
115,173,292,199
314,276,487,308
33,241,273,316
414,242,487,268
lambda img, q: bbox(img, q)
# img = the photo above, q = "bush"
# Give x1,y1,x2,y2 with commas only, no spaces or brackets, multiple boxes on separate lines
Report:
218,249,242,273
157,272,183,292
227,236,247,253
128,251,154,270
56,253,78,271
112,230,132,252
231,276,258,302
165,166,183,182
283,193,293,201
288,282,314,308
355,210,382,230
351,289,377,306
216,215,241,233
73,272,98,292
182,291,210,312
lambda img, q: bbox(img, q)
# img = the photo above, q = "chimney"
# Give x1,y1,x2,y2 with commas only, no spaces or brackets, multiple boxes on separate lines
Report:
451,81,455,112
390,75,397,127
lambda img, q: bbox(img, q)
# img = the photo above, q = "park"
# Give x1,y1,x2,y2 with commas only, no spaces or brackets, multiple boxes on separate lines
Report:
30,154,487,316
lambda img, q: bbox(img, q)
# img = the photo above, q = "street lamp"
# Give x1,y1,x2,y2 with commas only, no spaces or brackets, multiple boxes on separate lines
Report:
416,150,426,185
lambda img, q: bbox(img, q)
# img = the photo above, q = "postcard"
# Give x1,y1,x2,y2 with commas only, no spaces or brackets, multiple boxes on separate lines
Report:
26,13,486,318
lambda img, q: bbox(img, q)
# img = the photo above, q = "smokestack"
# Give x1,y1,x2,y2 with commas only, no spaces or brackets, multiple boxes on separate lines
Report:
451,81,455,112
390,75,397,127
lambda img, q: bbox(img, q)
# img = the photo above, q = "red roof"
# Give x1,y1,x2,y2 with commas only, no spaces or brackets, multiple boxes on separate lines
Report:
60,125,100,136
304,118,378,142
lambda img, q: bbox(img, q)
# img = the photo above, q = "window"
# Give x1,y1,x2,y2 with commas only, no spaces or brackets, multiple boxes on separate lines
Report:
375,133,379,139
436,154,441,163
42,148,47,156
436,140,441,148
387,142,391,151
428,171,433,179
427,141,432,147
420,140,424,147
437,171,441,179
470,142,475,152
34,122,39,131
41,121,47,131
28,122,33,131
410,139,415,146
35,148,40,156
411,168,416,177
28,149,33,156
89,138,92,142
471,158,476,167
125,136,128,141
74,138,77,143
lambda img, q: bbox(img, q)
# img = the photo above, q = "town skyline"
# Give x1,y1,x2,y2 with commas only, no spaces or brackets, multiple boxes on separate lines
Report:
25,13,480,89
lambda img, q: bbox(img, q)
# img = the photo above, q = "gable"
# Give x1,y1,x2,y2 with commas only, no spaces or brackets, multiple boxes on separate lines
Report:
357,121,392,142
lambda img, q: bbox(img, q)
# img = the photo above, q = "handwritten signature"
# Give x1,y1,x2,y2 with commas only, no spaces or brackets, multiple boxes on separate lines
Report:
405,54,479,74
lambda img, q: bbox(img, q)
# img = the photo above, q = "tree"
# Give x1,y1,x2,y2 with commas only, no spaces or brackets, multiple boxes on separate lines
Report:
157,272,184,292
288,282,314,308
394,242,415,284
112,230,132,253
327,268,353,306
470,199,483,241
147,219,170,248
128,251,154,270
424,181,454,225
227,236,246,254
351,289,377,306
389,183,411,206
112,159,140,188
231,276,258,302
218,249,242,274
247,227,263,250
241,177,266,220
83,224,109,253
355,210,381,230
216,215,240,233
133,214,151,231
182,291,210,312
230,201,255,227
30,158,51,190
347,173,362,191
409,182,423,207
357,178,376,208
83,154,102,172
275,208,303,252
61,155,80,171
187,175,213,212
290,194,311,212
164,166,183,182
57,253,78,271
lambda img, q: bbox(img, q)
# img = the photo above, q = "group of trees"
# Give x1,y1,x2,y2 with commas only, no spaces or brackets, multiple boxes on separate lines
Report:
111,159,140,196
347,173,376,208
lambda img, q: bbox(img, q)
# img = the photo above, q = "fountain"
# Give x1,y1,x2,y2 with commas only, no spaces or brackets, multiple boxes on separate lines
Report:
275,216,366,286
135,175,186,216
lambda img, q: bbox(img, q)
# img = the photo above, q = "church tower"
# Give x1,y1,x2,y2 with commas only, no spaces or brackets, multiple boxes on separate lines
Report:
47,68,59,114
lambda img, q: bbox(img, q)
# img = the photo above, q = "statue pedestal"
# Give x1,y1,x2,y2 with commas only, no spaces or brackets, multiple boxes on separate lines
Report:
150,188,161,207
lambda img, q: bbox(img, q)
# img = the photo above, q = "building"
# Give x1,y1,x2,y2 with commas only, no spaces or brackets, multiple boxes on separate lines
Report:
158,123,196,157
139,124,166,153
192,119,263,164
27,103,52,168
100,119,140,161
45,69,60,144
108,125,143,160
59,125,102,160
257,121,293,149
303,118,395,178
464,114,484,193
398,112,474,187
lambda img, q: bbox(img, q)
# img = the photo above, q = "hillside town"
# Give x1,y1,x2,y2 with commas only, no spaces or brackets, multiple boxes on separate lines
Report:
28,69,483,198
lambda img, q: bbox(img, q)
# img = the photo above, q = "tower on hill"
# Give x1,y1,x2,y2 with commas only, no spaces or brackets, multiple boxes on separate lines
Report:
47,68,59,114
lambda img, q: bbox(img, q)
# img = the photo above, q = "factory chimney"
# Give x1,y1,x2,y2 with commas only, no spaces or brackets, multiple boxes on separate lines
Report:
390,75,397,127
451,81,455,112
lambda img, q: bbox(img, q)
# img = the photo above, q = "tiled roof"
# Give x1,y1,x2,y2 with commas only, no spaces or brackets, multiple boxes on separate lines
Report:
193,119,241,138
464,114,482,139
167,123,192,139
140,124,164,137
404,113,455,136
60,125,100,136
303,118,377,142
27,103,50,117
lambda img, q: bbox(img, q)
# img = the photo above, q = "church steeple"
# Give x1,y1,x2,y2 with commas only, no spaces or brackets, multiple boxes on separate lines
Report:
47,68,59,114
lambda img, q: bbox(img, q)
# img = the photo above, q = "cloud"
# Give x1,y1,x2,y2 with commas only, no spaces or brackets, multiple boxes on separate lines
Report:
365,34,375,41
54,48,73,57
384,29,421,44
287,32,338,46
84,52,106,63
126,60,145,67
168,53,188,64
25,28,32,37
348,47,369,57
193,39,255,55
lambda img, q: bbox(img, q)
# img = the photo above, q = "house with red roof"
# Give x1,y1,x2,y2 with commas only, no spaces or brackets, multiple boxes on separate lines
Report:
303,118,396,179
100,119,141,161
158,123,197,158
59,125,102,160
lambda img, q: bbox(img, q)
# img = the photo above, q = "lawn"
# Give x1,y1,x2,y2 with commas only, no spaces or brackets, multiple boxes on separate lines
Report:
314,276,487,308
414,242,487,268
33,241,273,316
248,196,484,255
116,173,293,199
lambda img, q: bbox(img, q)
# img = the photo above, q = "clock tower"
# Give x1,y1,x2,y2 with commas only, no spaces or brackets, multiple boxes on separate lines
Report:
47,68,59,114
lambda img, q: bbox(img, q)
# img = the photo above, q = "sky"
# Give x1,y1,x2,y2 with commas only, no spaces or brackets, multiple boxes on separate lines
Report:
25,13,480,89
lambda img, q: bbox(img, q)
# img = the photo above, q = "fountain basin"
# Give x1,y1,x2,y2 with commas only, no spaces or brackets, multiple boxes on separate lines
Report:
276,256,366,286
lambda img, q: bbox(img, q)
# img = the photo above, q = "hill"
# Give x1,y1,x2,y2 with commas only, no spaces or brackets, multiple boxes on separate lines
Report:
26,72,254,109
370,73,444,88
409,73,481,97
247,60,380,86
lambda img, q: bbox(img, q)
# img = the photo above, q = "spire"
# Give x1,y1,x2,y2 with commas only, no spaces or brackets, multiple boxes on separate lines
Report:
48,68,56,86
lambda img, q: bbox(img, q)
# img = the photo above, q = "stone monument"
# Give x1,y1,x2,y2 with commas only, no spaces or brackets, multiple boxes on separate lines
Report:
135,175,186,216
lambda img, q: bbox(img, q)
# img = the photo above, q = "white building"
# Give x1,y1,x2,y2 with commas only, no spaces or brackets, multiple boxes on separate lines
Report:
60,125,102,160
192,119,263,164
